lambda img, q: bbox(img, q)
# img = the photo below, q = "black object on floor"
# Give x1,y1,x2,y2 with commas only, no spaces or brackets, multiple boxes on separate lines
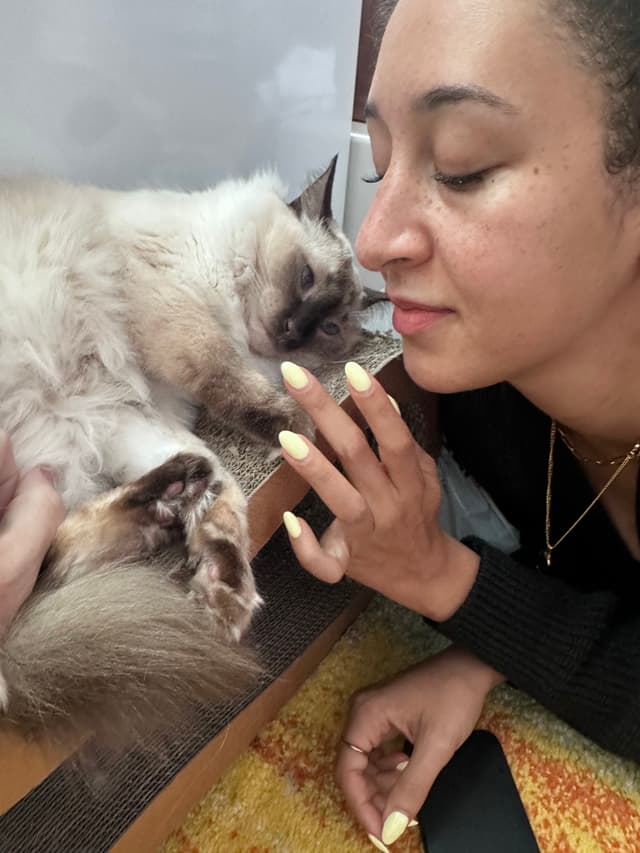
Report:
418,729,541,853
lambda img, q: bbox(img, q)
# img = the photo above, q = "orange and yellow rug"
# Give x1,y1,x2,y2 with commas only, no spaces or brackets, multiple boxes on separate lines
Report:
162,596,640,853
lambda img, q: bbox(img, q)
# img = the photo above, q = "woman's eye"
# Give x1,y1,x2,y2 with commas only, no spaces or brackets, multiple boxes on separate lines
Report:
319,320,340,335
433,169,488,191
301,264,315,291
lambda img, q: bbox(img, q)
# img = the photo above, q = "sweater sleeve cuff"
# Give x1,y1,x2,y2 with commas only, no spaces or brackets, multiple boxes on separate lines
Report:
437,535,612,692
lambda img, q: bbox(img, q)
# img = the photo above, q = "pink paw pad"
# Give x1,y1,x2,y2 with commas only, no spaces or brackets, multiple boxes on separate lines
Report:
161,481,185,501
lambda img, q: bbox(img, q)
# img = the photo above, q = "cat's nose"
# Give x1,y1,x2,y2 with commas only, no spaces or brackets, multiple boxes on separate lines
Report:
281,317,302,349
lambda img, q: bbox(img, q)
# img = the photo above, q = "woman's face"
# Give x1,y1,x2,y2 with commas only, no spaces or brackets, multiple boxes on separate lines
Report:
357,0,640,394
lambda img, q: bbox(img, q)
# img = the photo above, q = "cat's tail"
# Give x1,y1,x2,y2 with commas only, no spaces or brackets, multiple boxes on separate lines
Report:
0,563,261,749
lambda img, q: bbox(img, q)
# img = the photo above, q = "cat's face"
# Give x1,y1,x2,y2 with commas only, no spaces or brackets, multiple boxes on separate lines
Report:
243,158,366,368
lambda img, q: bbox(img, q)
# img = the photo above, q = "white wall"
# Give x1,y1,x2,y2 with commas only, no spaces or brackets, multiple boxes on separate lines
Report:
343,120,385,291
0,0,362,220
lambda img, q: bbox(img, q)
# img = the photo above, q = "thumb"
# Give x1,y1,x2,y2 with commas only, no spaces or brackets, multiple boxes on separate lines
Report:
380,736,452,846
0,467,65,633
2,466,66,569
0,431,19,518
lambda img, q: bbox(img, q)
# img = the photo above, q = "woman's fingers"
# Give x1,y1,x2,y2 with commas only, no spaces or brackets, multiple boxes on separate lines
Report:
282,514,348,583
0,466,65,633
336,691,402,837
1,467,65,574
342,362,429,502
378,736,452,846
336,744,385,838
280,363,396,506
278,431,374,526
0,431,19,519
281,361,430,510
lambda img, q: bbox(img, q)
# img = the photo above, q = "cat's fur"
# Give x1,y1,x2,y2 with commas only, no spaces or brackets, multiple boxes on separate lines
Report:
0,156,365,746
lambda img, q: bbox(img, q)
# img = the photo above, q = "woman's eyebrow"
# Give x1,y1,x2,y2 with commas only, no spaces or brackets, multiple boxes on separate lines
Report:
365,84,518,120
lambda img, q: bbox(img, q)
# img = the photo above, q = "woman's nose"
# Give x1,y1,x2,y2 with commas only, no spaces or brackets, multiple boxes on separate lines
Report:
355,170,434,274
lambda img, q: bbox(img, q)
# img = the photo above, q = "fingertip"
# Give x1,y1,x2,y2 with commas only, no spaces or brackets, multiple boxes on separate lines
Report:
381,811,410,846
368,834,391,852
282,510,302,539
36,465,58,488
387,394,401,416
280,360,309,391
345,361,372,393
278,430,310,461
19,466,65,522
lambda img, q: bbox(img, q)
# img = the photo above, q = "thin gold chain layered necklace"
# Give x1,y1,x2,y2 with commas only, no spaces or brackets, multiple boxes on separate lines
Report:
543,420,640,568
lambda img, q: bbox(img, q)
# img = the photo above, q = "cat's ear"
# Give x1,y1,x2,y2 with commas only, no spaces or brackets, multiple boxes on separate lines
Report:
289,154,338,222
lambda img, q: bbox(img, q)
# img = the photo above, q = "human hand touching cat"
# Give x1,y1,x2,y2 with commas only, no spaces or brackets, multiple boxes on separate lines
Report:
0,431,65,635
278,361,480,622
337,646,504,848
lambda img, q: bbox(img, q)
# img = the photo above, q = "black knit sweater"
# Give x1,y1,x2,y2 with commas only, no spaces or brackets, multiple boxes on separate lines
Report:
438,383,640,763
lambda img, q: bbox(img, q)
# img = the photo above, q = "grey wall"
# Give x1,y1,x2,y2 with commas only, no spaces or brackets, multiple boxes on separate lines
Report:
0,1,361,217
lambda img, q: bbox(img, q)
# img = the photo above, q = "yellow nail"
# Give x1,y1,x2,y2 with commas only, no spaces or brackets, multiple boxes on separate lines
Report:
387,394,401,416
409,819,419,828
345,361,372,393
382,811,409,845
282,510,302,539
395,760,409,771
280,360,308,390
278,430,310,461
368,835,390,853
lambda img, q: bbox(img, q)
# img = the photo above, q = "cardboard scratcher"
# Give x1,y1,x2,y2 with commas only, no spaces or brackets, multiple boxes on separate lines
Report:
0,332,436,853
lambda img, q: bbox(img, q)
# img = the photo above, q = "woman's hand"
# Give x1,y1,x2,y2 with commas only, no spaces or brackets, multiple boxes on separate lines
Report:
279,361,479,621
338,646,504,848
0,431,65,635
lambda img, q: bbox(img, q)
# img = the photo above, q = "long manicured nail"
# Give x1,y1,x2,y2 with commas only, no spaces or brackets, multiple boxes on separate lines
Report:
282,511,302,539
345,361,372,393
382,811,410,845
395,760,409,771
368,835,390,853
387,395,401,415
278,430,310,461
280,361,309,390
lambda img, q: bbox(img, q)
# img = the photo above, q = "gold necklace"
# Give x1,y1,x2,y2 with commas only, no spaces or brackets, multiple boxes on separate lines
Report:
544,420,640,568
556,424,630,466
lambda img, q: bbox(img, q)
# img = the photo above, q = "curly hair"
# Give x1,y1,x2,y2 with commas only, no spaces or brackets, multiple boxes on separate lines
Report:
372,0,640,179
549,1,640,177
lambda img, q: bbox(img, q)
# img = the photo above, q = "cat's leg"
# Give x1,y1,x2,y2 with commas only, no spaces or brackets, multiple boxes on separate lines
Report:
187,343,314,446
48,406,261,640
47,452,218,579
135,316,312,446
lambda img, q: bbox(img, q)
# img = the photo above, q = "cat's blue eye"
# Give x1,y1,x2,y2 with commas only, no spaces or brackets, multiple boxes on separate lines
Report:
361,173,383,184
433,169,487,191
301,264,315,291
319,320,340,336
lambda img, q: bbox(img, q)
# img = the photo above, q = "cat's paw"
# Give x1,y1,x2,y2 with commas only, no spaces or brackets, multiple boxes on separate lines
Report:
124,453,220,533
190,580,262,642
280,397,316,442
239,395,315,447
187,538,262,642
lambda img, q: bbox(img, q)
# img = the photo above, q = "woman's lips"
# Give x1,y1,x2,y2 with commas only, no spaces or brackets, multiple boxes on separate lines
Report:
390,300,454,336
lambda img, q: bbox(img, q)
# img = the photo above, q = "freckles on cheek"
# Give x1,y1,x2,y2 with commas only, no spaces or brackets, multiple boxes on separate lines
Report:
452,222,527,288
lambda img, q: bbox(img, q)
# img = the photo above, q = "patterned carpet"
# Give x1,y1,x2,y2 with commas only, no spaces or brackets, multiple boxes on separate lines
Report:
161,596,640,853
